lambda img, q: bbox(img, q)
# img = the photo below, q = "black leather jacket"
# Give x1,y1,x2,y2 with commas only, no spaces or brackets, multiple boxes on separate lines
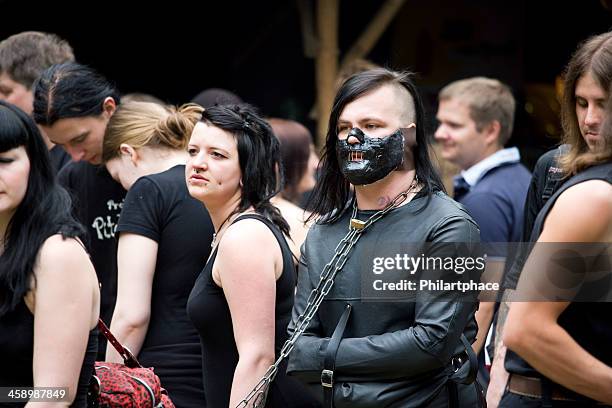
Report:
287,192,481,407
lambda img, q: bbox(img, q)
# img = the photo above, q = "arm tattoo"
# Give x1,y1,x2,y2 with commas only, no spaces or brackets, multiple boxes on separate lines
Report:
494,289,513,351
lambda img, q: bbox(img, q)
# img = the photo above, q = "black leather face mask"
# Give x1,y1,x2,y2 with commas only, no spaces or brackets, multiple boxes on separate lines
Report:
336,127,405,185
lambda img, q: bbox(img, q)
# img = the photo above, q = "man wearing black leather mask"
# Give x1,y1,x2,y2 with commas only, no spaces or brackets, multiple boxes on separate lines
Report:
287,68,485,407
335,126,408,186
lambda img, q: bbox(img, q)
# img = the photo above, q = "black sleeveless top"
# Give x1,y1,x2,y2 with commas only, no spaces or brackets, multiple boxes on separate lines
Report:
187,214,319,408
505,162,612,378
0,299,98,407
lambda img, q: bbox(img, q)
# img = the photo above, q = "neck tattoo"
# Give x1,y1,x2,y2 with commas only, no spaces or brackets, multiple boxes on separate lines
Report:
377,196,392,207
350,175,419,230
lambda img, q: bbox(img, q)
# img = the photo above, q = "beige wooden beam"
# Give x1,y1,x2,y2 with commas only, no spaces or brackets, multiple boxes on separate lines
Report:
296,0,317,58
339,0,406,73
315,0,339,148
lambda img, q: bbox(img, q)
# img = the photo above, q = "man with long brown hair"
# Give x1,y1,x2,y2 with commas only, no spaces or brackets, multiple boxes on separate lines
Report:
496,31,612,407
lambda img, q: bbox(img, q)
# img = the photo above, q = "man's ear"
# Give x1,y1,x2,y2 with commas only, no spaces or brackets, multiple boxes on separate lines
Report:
484,120,502,147
402,123,417,146
102,97,117,118
398,123,416,172
119,143,138,165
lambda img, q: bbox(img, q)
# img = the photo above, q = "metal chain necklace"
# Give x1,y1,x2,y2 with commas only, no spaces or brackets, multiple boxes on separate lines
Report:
236,177,419,408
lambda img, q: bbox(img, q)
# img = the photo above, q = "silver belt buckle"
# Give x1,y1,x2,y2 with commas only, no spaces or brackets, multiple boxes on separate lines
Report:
321,369,334,388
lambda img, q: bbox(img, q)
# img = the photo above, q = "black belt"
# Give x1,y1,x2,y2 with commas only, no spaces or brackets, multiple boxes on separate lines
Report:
322,304,351,408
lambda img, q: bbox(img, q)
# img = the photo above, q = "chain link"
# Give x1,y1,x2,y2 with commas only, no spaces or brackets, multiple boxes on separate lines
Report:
235,178,418,407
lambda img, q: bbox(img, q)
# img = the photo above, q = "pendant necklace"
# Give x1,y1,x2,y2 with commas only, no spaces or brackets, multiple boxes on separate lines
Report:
211,212,235,248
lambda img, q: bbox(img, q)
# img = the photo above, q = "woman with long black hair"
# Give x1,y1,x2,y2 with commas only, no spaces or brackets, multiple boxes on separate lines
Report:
186,104,319,408
0,101,100,407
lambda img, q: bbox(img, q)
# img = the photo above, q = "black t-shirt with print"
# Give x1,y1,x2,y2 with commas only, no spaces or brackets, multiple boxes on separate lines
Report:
58,161,126,357
116,165,212,407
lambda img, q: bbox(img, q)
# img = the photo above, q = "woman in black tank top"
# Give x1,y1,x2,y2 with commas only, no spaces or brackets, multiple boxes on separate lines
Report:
185,104,319,407
0,101,100,407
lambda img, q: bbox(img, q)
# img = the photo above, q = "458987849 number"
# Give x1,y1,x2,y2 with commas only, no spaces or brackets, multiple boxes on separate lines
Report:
0,387,69,402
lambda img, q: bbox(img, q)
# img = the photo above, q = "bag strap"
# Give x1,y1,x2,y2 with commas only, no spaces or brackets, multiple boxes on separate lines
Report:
458,335,478,384
541,145,569,202
448,336,487,407
322,304,352,408
97,319,142,368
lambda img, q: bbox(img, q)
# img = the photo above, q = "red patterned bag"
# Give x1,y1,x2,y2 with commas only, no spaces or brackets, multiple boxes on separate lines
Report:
88,320,175,408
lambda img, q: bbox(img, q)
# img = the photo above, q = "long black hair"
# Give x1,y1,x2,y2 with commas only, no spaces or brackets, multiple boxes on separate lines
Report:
0,101,84,316
32,62,120,125
200,104,290,236
308,68,445,223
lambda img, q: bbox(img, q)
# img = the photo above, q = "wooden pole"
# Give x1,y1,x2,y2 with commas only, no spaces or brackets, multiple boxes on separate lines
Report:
296,0,317,58
315,0,339,148
339,0,406,73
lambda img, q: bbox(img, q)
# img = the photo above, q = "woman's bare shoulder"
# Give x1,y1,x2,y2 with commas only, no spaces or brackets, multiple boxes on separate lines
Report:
36,235,94,278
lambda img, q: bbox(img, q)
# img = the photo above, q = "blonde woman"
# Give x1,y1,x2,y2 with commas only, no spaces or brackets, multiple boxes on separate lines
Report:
102,102,213,407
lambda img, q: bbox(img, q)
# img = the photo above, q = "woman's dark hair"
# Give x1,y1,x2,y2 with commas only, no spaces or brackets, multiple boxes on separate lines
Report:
268,118,312,202
308,68,445,223
0,101,84,316
32,62,120,126
201,104,290,236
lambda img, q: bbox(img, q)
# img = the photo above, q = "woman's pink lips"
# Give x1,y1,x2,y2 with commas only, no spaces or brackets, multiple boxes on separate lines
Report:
190,174,209,182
